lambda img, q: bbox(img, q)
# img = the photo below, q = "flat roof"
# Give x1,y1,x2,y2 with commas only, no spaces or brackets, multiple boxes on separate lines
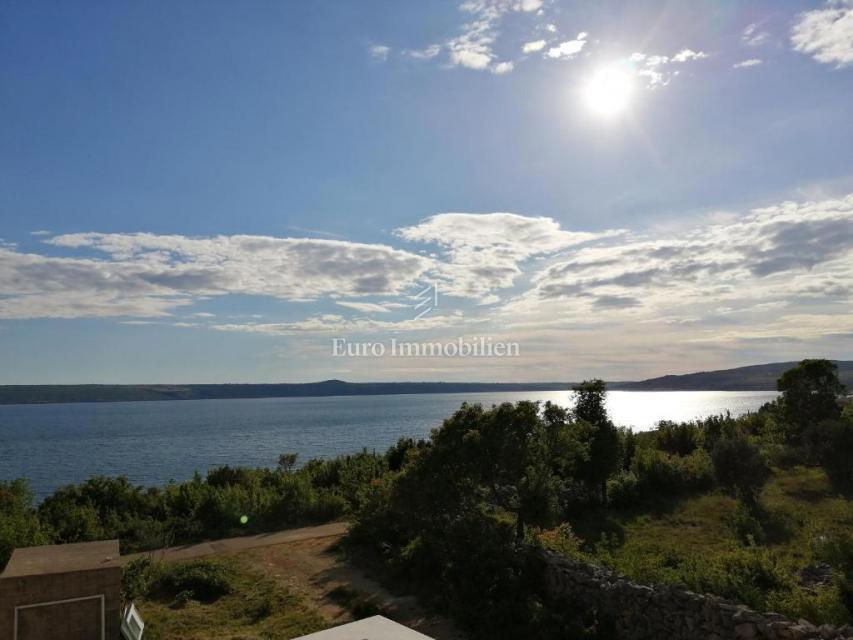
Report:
1,539,120,578
294,616,434,640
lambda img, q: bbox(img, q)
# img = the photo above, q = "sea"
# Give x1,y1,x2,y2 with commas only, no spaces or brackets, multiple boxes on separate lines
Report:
0,390,778,499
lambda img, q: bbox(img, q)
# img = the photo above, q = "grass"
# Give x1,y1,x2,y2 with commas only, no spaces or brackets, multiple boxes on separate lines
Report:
568,465,853,625
134,556,327,640
326,584,386,619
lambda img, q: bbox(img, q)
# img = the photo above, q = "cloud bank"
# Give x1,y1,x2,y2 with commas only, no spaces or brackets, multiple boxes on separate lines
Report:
3,196,852,360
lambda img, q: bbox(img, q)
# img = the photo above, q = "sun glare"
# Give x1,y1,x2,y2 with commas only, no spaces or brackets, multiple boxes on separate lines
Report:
583,65,634,117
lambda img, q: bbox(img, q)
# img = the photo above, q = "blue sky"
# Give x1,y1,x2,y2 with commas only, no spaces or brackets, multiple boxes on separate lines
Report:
1,0,852,383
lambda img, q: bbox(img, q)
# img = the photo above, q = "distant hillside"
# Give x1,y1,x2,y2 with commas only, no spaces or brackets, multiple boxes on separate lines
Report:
615,361,853,391
0,380,572,405
2,361,851,404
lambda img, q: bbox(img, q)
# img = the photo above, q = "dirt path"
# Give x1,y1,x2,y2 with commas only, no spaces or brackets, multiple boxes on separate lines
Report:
245,536,466,640
117,522,348,565
118,522,465,639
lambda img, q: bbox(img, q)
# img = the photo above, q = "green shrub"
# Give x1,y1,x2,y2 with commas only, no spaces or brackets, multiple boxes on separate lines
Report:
149,559,236,604
606,471,639,507
633,448,715,496
0,479,50,570
697,413,743,451
678,547,788,611
655,421,703,455
121,557,153,602
712,437,770,507
767,584,852,627
805,419,853,494
727,503,766,545
763,443,804,469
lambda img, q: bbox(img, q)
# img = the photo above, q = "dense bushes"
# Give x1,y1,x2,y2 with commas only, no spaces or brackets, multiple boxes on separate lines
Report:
0,479,50,568
711,436,771,507
633,448,715,496
655,421,703,455
150,559,237,604
806,419,853,494
121,556,237,607
1,449,393,570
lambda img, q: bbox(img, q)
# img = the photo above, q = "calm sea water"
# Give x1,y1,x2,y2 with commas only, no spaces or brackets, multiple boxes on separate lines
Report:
0,390,777,499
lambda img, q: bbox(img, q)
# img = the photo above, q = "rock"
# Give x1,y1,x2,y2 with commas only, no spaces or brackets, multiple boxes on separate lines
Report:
736,622,758,639
789,624,815,640
819,624,837,639
799,563,834,588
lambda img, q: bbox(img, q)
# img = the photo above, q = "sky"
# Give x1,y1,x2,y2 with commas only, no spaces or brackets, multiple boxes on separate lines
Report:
1,0,853,384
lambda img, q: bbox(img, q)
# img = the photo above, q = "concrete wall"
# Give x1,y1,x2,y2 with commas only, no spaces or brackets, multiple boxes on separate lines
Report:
534,549,853,640
0,566,122,640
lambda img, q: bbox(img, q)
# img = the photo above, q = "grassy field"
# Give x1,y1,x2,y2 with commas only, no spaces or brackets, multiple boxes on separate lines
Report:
568,465,853,625
134,556,327,640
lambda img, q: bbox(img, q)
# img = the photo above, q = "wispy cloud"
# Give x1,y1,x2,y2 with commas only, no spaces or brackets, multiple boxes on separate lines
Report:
213,311,476,336
791,0,853,68
742,22,770,47
335,301,393,314
522,39,547,53
734,58,763,69
545,33,587,59
631,47,708,88
369,44,391,62
401,0,551,75
671,48,707,62
405,44,441,60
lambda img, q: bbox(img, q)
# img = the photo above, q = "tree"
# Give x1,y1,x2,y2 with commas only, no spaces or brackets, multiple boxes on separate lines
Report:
1,479,50,569
777,359,846,438
277,452,298,473
572,380,622,504
572,379,609,427
542,401,589,479
711,437,770,509
394,402,559,543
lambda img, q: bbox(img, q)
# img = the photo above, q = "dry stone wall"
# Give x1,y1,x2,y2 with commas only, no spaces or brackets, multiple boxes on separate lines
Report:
534,549,853,640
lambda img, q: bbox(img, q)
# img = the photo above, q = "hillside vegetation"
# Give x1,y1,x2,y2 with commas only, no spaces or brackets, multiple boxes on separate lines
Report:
2,359,851,639
618,360,853,391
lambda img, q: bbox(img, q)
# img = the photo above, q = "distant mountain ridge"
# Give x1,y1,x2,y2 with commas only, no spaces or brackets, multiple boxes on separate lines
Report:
1,361,850,404
614,360,853,391
0,381,572,405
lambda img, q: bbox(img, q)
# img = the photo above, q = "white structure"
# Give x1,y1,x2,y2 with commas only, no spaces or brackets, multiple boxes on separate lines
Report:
120,602,145,640
295,615,434,640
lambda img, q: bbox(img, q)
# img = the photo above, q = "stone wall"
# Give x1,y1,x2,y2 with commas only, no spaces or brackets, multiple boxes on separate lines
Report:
534,549,853,640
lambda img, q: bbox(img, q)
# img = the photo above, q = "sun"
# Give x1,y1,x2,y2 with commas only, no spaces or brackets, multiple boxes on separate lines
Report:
582,65,635,117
